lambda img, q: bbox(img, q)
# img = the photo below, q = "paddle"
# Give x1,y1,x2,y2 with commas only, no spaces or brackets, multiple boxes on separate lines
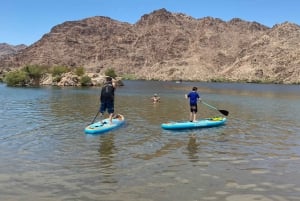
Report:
201,101,229,116
90,111,100,125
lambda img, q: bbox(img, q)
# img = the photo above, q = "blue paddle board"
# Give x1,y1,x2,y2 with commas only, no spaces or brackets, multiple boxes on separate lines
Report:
161,117,226,130
85,114,125,134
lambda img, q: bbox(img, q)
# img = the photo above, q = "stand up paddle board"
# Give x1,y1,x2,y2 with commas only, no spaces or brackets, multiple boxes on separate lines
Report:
85,114,125,134
161,117,226,130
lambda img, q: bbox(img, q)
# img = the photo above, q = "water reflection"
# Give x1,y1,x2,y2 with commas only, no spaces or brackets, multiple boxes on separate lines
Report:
186,134,199,161
98,135,117,184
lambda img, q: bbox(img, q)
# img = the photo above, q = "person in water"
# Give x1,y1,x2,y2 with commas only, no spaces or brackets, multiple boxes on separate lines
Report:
185,86,201,122
99,77,116,124
151,93,161,103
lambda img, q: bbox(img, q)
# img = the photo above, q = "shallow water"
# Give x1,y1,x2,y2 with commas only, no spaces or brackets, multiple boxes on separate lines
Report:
0,81,300,201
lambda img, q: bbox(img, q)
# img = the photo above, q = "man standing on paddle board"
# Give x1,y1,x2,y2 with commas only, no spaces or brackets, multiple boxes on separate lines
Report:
100,77,116,124
185,86,201,122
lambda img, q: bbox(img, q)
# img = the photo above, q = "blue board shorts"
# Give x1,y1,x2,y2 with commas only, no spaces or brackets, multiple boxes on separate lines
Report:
100,101,114,114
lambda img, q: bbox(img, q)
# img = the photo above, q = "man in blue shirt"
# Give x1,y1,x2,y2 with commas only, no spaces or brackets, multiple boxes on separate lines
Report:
185,87,201,122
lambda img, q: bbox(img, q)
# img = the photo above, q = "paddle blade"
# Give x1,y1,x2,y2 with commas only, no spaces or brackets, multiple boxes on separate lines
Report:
219,110,229,116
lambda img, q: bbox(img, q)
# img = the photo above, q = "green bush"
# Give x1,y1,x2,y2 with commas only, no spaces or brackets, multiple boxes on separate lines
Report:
51,66,69,77
4,70,29,86
80,75,92,86
22,65,44,79
105,68,117,78
53,75,62,83
75,67,85,76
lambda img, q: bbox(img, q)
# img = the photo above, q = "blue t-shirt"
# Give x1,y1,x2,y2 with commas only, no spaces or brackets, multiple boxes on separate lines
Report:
187,91,200,105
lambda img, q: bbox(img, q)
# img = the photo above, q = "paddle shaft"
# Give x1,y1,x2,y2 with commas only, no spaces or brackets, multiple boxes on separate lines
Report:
201,101,218,110
201,101,229,116
91,111,100,124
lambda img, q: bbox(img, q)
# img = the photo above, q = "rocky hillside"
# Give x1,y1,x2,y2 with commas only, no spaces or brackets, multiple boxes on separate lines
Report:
0,43,27,58
0,8,299,84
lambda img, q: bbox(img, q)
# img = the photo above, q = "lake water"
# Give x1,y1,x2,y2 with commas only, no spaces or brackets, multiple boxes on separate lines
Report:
1,81,300,201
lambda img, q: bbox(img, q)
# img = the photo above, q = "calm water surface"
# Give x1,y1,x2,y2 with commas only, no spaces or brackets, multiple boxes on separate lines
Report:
0,81,300,201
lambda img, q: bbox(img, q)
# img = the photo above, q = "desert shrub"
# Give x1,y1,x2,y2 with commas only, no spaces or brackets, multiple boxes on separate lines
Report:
75,67,85,76
105,68,117,78
22,65,44,79
80,75,92,86
51,66,69,77
4,70,29,86
52,75,62,83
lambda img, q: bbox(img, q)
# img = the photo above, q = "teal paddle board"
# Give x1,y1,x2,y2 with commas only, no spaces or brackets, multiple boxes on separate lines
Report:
85,114,125,134
161,117,226,130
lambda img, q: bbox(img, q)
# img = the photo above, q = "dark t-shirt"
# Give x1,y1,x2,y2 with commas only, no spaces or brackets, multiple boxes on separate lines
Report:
187,91,200,105
100,82,115,102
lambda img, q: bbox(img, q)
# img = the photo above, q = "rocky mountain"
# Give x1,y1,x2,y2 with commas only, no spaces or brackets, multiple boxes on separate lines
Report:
0,43,27,58
0,8,299,84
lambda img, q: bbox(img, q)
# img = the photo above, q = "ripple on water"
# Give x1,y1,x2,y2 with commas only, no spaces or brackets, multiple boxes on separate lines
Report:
225,194,274,201
1,82,300,201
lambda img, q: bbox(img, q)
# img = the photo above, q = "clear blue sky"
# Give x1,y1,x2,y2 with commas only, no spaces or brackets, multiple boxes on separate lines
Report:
2,0,300,45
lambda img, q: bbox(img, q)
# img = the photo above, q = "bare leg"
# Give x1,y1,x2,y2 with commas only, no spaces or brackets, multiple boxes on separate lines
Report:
193,113,197,122
109,113,114,124
190,112,193,122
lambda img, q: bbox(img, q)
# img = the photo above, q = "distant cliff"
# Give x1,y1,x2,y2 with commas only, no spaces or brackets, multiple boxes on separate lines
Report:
1,8,299,84
0,43,27,58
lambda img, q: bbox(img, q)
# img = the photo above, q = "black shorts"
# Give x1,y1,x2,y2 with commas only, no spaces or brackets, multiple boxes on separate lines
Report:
100,101,114,114
190,104,197,113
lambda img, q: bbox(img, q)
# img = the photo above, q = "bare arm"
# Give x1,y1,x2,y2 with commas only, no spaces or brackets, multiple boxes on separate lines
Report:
112,79,117,88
